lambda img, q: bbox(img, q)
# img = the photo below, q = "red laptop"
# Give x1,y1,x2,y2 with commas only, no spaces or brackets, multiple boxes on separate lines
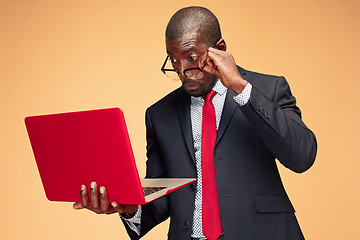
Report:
25,107,195,205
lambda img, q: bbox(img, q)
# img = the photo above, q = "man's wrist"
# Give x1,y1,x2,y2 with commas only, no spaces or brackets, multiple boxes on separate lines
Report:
230,77,248,95
233,82,252,106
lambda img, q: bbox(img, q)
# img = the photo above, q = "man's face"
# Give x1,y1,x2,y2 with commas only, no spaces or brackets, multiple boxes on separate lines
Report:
165,32,218,97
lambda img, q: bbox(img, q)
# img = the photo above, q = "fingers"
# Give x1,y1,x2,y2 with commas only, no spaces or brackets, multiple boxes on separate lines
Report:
75,182,133,216
207,48,226,65
75,184,140,219
90,181,100,209
200,50,215,70
205,54,215,68
200,47,224,75
78,182,114,214
80,184,90,208
73,202,84,210
204,48,237,75
110,202,138,216
112,202,138,215
99,186,110,212
199,51,209,70
201,47,245,92
208,46,224,54
111,201,125,213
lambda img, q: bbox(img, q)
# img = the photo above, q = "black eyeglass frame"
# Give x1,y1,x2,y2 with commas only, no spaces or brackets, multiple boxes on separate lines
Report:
161,39,221,79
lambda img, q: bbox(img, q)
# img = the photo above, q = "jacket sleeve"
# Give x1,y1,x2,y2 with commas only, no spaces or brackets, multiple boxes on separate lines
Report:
240,76,317,173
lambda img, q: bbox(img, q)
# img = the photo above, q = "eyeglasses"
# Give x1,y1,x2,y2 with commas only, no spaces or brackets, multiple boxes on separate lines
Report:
161,39,220,81
161,56,205,80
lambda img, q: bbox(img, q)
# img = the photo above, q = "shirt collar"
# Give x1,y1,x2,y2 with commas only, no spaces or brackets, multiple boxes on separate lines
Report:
212,79,227,96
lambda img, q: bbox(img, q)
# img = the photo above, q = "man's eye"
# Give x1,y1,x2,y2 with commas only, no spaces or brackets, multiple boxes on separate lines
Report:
188,55,199,62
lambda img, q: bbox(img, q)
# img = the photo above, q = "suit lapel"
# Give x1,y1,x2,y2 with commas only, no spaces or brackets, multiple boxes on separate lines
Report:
215,66,248,148
176,88,196,163
215,89,237,148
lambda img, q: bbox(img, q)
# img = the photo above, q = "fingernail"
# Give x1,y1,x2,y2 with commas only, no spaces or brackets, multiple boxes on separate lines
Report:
111,202,117,208
81,185,86,191
91,181,96,189
100,186,105,195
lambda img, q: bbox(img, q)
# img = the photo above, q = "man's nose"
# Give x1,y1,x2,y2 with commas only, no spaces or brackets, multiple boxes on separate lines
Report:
177,61,190,79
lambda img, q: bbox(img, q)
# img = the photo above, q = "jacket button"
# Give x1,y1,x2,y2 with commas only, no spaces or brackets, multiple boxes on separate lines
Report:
264,112,270,119
183,220,190,229
188,183,196,191
256,105,262,111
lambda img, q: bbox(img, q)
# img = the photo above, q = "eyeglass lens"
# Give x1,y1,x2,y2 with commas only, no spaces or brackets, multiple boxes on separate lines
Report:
184,69,204,79
164,70,180,80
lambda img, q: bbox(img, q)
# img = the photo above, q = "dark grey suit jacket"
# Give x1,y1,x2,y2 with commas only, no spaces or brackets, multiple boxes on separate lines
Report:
123,66,317,240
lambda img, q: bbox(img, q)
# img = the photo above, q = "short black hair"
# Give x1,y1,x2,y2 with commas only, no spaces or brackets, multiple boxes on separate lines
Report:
165,6,222,46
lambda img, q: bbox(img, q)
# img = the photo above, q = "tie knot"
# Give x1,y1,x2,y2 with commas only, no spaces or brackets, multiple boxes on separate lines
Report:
204,90,216,102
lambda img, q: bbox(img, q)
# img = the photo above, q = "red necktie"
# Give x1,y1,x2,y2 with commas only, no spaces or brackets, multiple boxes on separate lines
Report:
201,90,222,240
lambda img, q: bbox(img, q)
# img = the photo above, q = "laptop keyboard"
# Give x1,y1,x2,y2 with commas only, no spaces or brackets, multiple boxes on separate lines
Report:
142,187,166,196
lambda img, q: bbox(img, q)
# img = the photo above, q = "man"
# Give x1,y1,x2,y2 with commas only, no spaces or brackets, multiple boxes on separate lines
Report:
73,6,317,240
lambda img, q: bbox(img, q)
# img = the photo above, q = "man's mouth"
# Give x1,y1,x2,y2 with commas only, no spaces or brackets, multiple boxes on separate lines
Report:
183,80,199,90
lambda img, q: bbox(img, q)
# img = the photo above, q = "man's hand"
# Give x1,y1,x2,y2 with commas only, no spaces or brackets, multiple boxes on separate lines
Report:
200,47,248,95
73,181,138,216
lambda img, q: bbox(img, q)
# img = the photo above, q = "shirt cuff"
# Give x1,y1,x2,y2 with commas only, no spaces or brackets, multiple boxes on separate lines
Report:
233,82,252,106
120,205,142,236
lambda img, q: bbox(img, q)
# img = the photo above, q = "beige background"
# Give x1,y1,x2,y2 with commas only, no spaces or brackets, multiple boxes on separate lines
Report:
1,0,359,239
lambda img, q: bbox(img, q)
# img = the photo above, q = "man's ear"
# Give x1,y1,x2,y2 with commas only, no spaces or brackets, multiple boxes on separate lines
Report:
216,39,226,51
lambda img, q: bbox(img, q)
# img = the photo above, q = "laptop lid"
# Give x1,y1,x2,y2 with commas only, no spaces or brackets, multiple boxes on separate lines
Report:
25,108,147,204
25,107,195,205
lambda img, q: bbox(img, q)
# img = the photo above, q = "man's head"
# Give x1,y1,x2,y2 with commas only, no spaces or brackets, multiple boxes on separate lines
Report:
165,6,225,97
166,6,221,46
